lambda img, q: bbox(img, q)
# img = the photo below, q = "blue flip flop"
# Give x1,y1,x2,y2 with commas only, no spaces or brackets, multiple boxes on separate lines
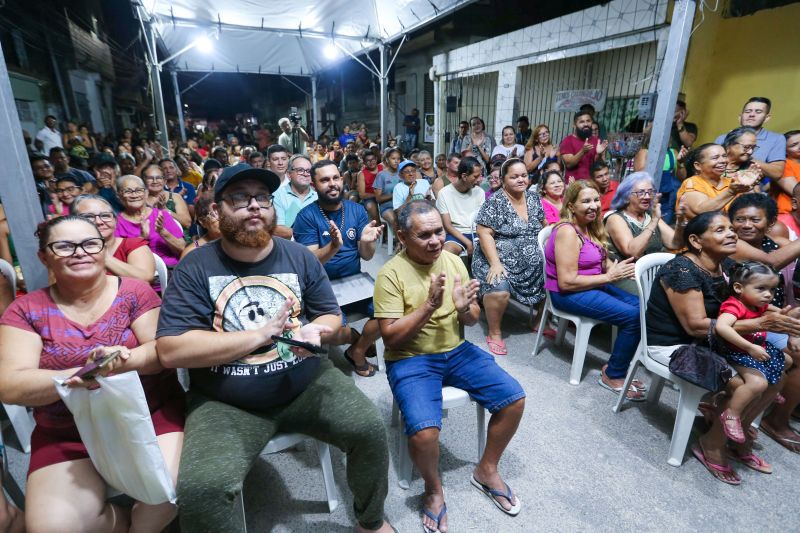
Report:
471,475,521,516
422,502,447,533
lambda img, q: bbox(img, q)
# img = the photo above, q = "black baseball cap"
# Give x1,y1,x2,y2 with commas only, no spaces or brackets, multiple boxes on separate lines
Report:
214,163,281,202
91,153,117,168
203,158,223,172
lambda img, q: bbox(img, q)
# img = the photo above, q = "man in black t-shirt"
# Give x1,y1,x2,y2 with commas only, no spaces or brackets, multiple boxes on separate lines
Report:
156,163,393,533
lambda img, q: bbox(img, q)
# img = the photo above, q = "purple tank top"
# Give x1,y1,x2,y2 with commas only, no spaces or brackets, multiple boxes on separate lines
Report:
544,223,605,292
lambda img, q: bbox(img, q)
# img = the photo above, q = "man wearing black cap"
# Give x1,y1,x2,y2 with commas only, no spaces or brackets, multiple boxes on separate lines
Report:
155,163,393,533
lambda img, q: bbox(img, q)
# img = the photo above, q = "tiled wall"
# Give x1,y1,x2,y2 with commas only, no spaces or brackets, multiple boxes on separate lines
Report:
432,0,669,144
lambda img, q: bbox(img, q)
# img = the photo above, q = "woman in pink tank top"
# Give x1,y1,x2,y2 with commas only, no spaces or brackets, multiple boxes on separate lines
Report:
544,181,645,401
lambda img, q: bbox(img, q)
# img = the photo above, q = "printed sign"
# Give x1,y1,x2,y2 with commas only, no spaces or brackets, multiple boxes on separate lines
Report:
554,89,607,113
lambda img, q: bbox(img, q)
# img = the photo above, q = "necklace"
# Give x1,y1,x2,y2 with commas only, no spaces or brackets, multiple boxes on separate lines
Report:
318,202,345,232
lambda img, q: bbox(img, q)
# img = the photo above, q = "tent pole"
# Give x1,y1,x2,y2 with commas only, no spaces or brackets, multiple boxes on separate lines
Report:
148,23,170,150
646,0,695,190
432,70,440,156
171,70,187,143
312,76,319,140
379,43,387,148
0,41,48,290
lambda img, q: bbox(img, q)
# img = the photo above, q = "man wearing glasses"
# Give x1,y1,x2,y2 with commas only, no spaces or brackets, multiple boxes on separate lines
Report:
272,154,318,239
156,163,394,533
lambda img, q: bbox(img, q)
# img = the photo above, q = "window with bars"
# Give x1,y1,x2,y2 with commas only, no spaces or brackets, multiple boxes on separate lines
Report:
439,72,498,151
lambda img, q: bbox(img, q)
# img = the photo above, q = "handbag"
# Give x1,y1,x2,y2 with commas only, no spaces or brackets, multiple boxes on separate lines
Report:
55,371,177,505
668,319,733,392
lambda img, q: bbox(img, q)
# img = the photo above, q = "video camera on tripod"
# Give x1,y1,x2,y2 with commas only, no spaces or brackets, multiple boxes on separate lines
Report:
288,107,302,127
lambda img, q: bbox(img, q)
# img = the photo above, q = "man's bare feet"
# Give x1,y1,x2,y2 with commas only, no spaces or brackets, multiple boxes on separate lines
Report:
422,490,447,533
472,467,517,512
355,519,395,533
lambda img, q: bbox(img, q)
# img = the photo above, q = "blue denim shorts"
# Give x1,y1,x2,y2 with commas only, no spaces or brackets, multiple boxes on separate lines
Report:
444,232,476,251
379,201,394,215
386,341,525,436
340,299,374,326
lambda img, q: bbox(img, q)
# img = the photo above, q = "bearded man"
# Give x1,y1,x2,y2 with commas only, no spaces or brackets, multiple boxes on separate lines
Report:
155,163,394,533
559,111,608,183
293,160,383,378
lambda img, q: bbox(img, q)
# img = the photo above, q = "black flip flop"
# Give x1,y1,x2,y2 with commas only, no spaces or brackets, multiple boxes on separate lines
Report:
344,348,377,377
350,329,378,359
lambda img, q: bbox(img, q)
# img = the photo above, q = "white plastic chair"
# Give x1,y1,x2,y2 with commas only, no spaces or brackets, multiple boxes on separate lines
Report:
239,433,338,530
612,252,706,467
531,225,615,385
0,259,35,454
391,386,486,489
329,273,385,371
153,255,169,290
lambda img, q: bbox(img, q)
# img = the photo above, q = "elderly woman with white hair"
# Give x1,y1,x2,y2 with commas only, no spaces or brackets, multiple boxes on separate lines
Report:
604,171,686,293
114,174,186,267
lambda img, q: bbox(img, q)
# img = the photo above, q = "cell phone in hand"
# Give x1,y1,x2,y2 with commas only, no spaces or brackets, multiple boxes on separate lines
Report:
68,350,122,381
271,335,325,354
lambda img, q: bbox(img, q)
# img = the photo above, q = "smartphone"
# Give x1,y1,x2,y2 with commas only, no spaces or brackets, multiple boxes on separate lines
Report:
68,350,123,381
271,335,325,354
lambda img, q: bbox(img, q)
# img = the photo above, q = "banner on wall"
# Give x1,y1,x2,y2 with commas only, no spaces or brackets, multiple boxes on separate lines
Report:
424,113,435,143
554,89,607,113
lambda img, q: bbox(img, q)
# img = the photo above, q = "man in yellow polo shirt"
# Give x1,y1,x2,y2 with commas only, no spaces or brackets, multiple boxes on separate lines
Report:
374,200,525,533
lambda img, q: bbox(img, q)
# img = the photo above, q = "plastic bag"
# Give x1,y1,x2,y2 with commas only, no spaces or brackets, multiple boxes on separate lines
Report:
54,371,176,505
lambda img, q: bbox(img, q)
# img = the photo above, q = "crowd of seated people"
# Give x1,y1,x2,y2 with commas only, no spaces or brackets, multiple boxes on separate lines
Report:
0,94,798,532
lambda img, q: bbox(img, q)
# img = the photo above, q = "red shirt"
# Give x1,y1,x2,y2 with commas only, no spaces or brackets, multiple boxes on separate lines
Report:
360,163,384,194
719,296,767,347
112,237,148,263
599,181,619,213
559,134,600,182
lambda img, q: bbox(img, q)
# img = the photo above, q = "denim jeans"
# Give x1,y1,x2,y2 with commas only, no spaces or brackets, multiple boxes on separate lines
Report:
404,133,418,150
549,284,640,379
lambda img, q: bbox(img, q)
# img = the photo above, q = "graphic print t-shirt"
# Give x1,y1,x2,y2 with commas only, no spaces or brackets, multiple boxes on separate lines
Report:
156,238,340,410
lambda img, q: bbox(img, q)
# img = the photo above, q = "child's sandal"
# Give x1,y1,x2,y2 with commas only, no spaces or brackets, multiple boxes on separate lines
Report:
720,409,746,443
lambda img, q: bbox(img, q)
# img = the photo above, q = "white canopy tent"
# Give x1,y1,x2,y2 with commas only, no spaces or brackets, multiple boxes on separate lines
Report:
134,0,475,146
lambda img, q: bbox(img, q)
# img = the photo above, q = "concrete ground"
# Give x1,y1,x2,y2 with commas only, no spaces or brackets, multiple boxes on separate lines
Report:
4,244,799,532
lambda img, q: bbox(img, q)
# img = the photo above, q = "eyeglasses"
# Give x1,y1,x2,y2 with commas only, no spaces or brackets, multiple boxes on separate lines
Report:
46,237,105,257
78,212,115,223
143,175,164,182
121,187,146,196
291,167,311,175
56,185,80,195
223,192,273,209
734,143,758,153
631,189,655,198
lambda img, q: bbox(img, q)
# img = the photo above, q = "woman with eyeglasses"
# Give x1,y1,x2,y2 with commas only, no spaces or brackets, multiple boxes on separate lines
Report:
180,197,221,260
523,124,559,182
114,175,186,267
48,176,81,218
676,143,759,220
605,172,685,293
70,194,156,282
723,127,763,186
0,215,184,531
142,163,192,229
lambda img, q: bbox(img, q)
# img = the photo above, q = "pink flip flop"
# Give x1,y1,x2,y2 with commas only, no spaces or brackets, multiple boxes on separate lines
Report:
485,336,508,356
692,445,741,485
